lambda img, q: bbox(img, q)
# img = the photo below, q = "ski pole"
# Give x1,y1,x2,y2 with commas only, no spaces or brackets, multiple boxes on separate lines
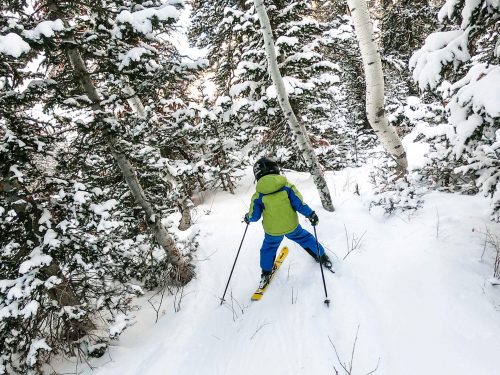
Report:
220,222,249,305
313,226,330,307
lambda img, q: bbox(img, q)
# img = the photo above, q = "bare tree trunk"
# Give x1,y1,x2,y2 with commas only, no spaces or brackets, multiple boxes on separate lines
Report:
253,0,335,212
48,1,193,284
177,196,193,231
347,0,408,173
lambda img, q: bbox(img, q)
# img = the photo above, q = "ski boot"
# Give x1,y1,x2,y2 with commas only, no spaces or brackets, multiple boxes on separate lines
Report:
305,248,333,269
259,270,272,289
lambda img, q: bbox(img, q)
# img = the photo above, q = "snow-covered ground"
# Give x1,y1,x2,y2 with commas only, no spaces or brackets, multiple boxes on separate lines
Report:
53,164,500,375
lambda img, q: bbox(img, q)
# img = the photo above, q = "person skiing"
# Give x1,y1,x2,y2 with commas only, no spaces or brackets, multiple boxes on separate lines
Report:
244,157,332,288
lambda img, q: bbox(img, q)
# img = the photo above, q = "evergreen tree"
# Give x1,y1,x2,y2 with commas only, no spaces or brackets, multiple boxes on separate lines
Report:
190,0,349,172
410,0,500,219
379,0,443,136
1,0,202,371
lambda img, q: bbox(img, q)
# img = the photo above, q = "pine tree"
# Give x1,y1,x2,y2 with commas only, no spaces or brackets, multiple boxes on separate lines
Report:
410,0,500,219
1,0,202,371
380,0,443,136
191,0,354,210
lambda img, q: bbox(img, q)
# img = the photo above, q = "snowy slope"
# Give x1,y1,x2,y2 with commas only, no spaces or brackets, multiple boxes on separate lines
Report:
54,165,500,375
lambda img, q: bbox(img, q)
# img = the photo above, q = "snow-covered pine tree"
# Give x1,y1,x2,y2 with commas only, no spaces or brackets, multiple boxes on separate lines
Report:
379,0,443,135
47,0,196,284
1,0,204,371
0,30,133,373
410,0,500,219
191,0,347,210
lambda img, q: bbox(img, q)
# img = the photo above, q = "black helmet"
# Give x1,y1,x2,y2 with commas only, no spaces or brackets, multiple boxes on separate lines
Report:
253,157,280,181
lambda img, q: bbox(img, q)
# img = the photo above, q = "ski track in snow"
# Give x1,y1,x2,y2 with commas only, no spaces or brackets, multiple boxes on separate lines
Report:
54,166,500,375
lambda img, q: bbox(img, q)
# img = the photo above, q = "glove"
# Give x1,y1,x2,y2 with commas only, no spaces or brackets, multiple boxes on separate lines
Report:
243,214,250,224
308,211,319,226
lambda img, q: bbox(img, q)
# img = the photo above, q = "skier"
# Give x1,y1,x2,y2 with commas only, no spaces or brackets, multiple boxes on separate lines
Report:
244,157,332,287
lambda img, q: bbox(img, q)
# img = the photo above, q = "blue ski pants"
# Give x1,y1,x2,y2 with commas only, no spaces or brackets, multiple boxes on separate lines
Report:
260,224,325,272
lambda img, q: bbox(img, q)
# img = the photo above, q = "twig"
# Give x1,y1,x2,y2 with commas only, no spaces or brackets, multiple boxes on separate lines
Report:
329,336,350,374
291,287,298,305
174,286,185,313
348,325,360,374
328,325,379,375
250,321,272,340
343,225,366,261
366,358,381,375
194,250,217,262
147,275,170,323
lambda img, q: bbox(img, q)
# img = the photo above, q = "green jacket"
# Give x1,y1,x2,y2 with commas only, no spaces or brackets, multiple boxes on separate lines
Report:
247,174,314,236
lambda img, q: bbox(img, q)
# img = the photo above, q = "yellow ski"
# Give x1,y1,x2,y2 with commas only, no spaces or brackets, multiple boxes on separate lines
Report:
251,246,289,301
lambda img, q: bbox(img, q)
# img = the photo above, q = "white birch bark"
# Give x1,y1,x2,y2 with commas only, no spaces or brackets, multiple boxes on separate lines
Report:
253,0,335,212
177,196,193,231
347,0,408,173
48,1,193,284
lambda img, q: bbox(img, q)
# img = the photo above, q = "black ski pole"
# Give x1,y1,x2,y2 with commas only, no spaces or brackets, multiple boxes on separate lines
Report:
220,223,249,305
313,226,330,307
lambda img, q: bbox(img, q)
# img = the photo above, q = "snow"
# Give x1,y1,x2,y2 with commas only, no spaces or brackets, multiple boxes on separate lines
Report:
450,108,483,157
38,209,52,228
52,166,500,375
19,248,52,274
110,313,136,338
20,300,40,319
91,199,122,232
118,47,153,71
439,0,499,27
276,35,299,46
42,229,60,248
27,339,51,367
91,199,118,218
410,30,471,90
23,19,65,40
9,164,24,182
402,132,431,171
450,64,500,118
115,5,180,35
229,81,258,97
0,33,30,57
73,190,90,204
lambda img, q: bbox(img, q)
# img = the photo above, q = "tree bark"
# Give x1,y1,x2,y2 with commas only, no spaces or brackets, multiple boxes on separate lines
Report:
253,0,335,212
48,1,193,284
347,0,408,173
177,196,193,231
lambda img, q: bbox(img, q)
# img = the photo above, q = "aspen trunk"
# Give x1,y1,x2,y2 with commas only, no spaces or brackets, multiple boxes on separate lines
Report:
347,0,408,173
253,0,335,212
177,196,193,231
48,1,193,284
